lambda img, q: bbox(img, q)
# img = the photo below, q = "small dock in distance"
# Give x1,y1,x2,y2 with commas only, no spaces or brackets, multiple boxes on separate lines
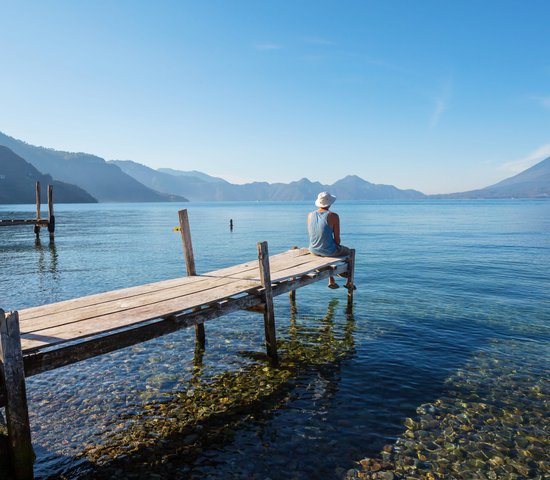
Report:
0,181,55,240
0,209,355,480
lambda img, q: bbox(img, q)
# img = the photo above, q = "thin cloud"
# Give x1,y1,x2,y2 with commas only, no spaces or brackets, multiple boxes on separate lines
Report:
430,77,453,129
254,43,282,51
536,96,550,108
499,144,550,174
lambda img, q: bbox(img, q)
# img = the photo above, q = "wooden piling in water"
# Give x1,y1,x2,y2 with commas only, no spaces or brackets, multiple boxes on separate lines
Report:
34,182,41,237
347,249,356,311
47,185,55,241
0,182,55,242
257,241,278,364
0,310,34,480
178,209,205,348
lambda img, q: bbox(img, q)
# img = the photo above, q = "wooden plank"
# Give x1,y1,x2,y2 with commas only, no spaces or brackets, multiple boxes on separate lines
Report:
19,248,312,322
0,219,49,227
20,274,253,333
22,292,267,379
20,278,261,351
0,261,351,406
269,255,349,283
257,241,277,363
0,309,34,480
19,276,205,321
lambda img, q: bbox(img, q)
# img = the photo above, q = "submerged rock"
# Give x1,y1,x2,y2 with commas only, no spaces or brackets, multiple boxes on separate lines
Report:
345,339,550,480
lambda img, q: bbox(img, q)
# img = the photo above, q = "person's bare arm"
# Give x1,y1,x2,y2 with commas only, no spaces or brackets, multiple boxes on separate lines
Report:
328,212,341,245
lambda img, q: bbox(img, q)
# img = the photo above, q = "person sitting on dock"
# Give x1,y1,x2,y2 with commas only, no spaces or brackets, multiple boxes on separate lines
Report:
308,192,354,290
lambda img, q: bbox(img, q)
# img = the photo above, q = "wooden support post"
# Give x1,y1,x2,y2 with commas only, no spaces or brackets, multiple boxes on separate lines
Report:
289,247,298,309
289,289,296,304
47,185,55,241
34,182,40,238
257,241,278,363
0,310,34,480
347,249,356,311
178,209,205,348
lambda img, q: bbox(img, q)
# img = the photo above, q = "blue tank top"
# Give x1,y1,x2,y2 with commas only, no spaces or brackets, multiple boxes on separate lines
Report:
308,210,337,256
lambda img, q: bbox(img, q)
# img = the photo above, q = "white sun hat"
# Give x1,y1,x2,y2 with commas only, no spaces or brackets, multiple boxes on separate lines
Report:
315,192,336,208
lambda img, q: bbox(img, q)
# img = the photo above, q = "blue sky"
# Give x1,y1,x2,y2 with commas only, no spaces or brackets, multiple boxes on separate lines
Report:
1,0,549,194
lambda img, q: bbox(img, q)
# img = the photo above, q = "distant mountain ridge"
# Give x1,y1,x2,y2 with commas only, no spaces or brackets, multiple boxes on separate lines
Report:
0,146,97,204
2,130,548,202
0,132,187,202
434,157,550,199
113,160,426,201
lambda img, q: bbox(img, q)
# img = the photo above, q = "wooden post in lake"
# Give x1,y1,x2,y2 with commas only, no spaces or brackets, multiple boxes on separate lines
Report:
178,209,206,348
47,185,55,241
347,249,356,311
0,309,34,480
257,241,278,364
34,182,40,238
289,246,297,308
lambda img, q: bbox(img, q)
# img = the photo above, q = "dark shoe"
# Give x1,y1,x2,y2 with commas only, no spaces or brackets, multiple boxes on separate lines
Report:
328,283,340,289
345,283,357,291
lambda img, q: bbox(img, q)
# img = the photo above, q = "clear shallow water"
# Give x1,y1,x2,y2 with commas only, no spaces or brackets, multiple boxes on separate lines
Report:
1,200,549,479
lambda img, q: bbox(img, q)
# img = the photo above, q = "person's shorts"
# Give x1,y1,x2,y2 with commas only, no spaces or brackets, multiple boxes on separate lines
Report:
333,245,351,257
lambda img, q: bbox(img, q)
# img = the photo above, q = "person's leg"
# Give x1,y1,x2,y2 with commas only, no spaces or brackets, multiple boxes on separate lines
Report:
327,246,350,288
333,245,356,290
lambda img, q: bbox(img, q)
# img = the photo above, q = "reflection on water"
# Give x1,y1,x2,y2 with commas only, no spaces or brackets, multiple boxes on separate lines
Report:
35,237,58,276
50,299,356,479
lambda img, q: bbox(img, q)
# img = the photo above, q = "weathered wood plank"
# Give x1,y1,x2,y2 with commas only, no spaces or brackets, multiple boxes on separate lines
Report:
269,255,349,282
19,248,311,321
20,279,261,351
0,219,49,227
20,274,255,333
22,292,267,379
0,261,351,408
0,310,34,480
16,247,347,353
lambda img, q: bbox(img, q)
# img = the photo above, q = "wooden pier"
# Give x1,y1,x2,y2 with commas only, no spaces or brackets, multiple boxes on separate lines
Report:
0,209,355,479
0,182,55,240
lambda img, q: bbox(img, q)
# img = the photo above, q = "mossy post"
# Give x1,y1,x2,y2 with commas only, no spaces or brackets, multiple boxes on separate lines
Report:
178,209,206,349
0,309,34,480
257,241,278,364
347,249,356,312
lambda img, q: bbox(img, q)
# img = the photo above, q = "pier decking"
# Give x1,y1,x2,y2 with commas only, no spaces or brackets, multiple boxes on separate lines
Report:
0,209,355,479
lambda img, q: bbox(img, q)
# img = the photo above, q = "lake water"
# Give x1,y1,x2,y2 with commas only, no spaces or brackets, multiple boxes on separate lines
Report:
1,200,549,479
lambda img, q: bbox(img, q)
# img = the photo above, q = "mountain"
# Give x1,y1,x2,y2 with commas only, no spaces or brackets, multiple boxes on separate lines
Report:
115,160,426,201
0,146,97,204
435,157,550,199
110,160,225,201
0,132,187,202
157,168,228,184
330,175,426,200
